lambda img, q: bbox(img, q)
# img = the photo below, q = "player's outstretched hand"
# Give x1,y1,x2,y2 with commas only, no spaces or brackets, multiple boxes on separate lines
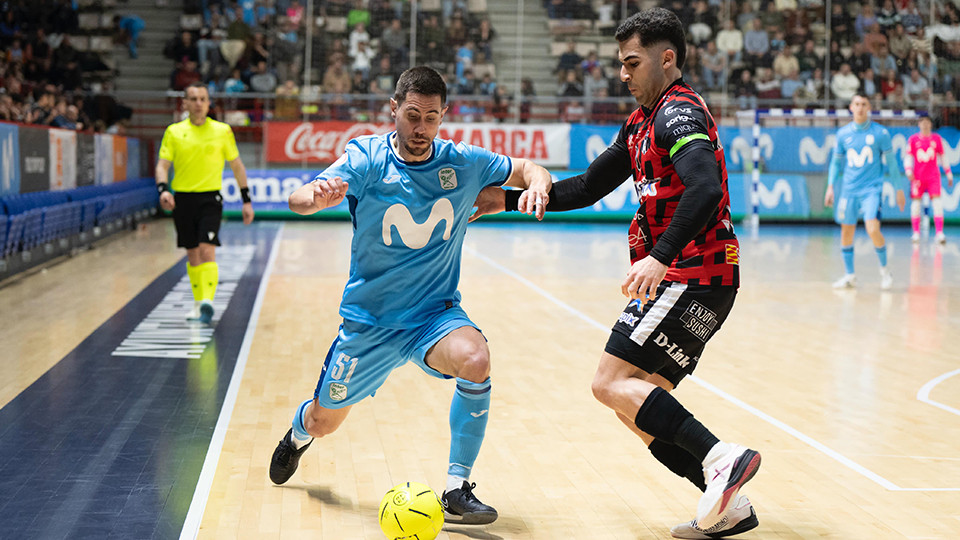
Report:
469,186,506,222
518,188,549,221
823,184,834,208
159,191,175,211
622,256,668,304
313,176,349,210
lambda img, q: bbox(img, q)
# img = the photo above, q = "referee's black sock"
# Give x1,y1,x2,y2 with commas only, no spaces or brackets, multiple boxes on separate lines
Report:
634,387,720,463
648,439,707,492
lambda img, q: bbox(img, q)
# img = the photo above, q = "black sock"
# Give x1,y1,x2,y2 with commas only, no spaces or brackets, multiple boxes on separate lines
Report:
635,387,720,463
648,439,707,492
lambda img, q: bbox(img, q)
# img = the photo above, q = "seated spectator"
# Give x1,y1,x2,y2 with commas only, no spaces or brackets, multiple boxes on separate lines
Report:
797,39,822,79
557,69,583,97
863,23,888,56
737,1,759,34
454,69,478,94
688,0,716,45
854,3,877,41
769,30,787,54
831,62,861,101
52,102,84,130
899,0,923,34
350,69,368,94
0,93,24,123
876,0,901,33
554,40,583,80
760,1,784,34
447,16,468,49
715,19,744,66
477,73,497,96
352,40,376,78
274,79,300,119
902,68,929,101
803,67,827,101
167,31,200,66
755,67,781,100
323,54,352,94
28,89,57,126
888,23,913,60
223,68,247,92
381,18,408,65
772,46,800,80
743,19,770,69
871,44,898,75
591,86,618,123
471,19,496,60
583,65,608,97
455,41,476,82
580,50,600,74
286,0,304,28
831,3,853,45
880,68,903,99
227,7,254,41
172,60,203,90
249,60,277,92
860,68,879,99
369,54,396,94
348,23,370,59
520,77,536,123
780,69,804,101
848,41,872,75
701,40,727,90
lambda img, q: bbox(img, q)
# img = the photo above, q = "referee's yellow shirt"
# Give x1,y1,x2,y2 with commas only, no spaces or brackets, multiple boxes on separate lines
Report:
158,117,240,192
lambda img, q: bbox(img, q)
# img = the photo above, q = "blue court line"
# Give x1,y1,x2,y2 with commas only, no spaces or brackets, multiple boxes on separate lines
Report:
0,223,280,539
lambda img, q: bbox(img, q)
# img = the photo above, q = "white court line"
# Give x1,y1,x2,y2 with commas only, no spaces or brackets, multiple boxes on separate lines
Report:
180,224,285,540
467,245,960,493
917,368,960,417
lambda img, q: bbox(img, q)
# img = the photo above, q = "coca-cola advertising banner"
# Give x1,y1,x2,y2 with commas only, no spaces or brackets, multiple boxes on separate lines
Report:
265,121,571,167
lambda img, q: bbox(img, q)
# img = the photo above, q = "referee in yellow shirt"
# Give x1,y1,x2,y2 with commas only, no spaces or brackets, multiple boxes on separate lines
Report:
155,82,254,324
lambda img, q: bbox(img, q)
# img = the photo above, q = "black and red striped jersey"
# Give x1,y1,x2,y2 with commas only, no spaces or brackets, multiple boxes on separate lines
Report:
620,79,739,287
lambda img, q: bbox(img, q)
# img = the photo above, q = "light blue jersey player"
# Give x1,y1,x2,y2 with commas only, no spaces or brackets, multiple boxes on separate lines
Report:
268,66,553,525
824,94,905,290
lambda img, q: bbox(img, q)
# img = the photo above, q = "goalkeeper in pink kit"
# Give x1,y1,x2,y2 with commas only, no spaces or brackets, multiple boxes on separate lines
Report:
905,115,954,244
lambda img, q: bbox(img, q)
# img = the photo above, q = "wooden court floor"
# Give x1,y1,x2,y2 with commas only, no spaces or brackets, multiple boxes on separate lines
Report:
2,219,958,539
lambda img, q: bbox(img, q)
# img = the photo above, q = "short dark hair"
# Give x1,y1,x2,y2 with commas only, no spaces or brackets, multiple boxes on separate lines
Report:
615,8,687,70
186,81,208,93
851,92,871,103
394,66,446,106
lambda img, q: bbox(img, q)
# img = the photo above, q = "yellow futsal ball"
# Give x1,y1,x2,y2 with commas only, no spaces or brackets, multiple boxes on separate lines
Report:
378,482,444,540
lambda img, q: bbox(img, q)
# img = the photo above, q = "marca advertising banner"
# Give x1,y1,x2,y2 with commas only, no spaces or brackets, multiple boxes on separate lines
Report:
0,122,20,197
77,132,96,187
49,128,77,191
18,126,50,193
95,133,114,185
265,121,572,167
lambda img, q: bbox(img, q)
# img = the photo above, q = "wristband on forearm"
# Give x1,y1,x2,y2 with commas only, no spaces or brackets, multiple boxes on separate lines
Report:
240,187,252,203
504,189,520,211
157,182,170,194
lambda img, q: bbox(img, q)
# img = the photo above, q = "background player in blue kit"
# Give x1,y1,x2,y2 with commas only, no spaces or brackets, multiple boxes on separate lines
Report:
268,66,552,525
823,93,906,290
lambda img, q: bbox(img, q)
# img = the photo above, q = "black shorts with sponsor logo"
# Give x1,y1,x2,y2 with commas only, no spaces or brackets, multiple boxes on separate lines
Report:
604,282,737,387
173,191,223,249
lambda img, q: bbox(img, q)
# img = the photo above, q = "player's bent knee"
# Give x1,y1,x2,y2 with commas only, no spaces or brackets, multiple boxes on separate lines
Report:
304,407,348,438
591,375,615,407
456,349,490,382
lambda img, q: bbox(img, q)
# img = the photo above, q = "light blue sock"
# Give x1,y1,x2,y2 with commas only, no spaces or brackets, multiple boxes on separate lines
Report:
448,378,491,480
875,245,887,268
841,245,855,275
291,398,313,445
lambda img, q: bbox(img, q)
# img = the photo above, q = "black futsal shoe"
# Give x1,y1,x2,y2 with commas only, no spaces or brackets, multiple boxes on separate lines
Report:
269,428,312,485
441,481,498,524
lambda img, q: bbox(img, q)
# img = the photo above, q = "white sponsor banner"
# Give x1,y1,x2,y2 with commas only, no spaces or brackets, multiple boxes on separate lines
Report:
439,123,570,168
49,128,77,190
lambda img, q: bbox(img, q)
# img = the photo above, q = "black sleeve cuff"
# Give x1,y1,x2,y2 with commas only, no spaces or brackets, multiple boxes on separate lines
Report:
504,189,520,212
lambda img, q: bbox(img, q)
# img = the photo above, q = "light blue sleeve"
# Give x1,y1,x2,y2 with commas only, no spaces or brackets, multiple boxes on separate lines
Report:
313,138,370,192
878,128,903,189
828,132,844,187
466,144,513,189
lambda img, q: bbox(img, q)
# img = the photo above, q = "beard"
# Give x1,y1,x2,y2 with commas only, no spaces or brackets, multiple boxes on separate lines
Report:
402,138,430,156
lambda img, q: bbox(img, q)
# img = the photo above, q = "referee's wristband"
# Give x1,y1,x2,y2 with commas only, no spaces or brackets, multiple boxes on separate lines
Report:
240,187,252,203
504,189,520,212
157,182,170,194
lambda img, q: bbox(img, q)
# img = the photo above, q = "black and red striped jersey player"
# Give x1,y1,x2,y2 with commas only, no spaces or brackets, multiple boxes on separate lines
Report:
471,8,763,540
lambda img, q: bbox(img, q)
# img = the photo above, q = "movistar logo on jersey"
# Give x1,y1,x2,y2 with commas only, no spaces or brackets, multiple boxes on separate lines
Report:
382,198,454,249
846,146,874,168
916,147,936,163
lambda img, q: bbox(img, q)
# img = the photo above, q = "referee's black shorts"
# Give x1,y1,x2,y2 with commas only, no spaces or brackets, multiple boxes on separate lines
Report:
172,191,222,249
604,281,737,387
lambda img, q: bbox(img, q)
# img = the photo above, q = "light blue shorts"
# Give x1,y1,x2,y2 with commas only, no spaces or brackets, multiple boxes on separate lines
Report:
313,306,480,408
836,187,882,225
